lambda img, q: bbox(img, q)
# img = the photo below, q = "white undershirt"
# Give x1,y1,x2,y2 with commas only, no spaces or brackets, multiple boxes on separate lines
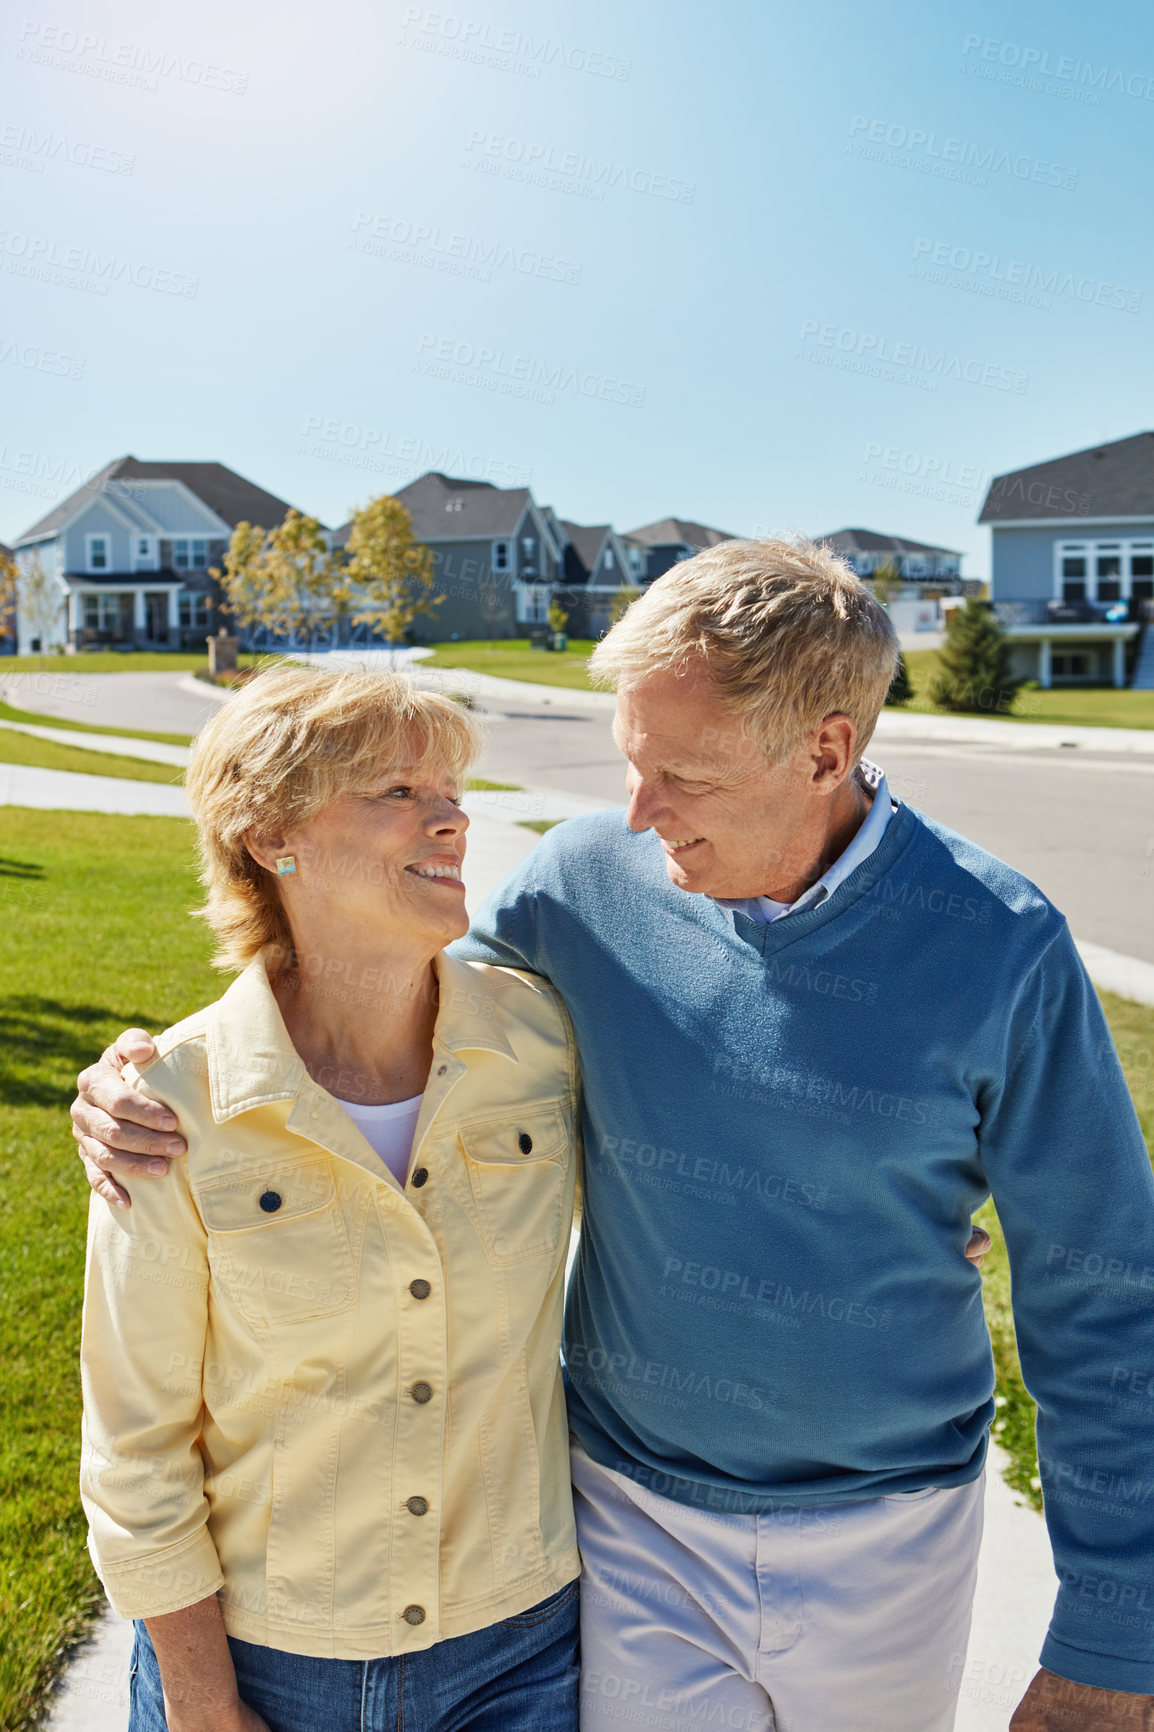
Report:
335,1093,424,1186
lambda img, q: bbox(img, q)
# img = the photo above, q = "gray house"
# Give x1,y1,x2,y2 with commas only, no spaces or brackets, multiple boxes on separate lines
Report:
334,473,633,641
623,517,736,583
540,512,635,638
12,456,300,653
815,528,963,591
334,471,565,641
979,432,1153,687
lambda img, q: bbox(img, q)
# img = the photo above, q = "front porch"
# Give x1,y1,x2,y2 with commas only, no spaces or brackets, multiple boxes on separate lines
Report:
66,578,213,652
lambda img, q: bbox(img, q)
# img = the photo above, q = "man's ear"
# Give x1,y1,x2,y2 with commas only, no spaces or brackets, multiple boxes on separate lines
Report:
810,715,857,792
242,829,288,875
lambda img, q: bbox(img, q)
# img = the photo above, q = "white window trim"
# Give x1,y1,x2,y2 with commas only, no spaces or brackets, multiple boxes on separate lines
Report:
492,540,510,572
85,532,111,574
1053,536,1154,600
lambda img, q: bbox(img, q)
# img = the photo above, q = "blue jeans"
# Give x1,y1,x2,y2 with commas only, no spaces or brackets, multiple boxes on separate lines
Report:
128,1582,580,1731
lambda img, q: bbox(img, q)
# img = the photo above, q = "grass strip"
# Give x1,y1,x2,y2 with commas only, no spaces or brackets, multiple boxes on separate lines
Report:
0,701,192,747
0,731,183,786
0,653,261,674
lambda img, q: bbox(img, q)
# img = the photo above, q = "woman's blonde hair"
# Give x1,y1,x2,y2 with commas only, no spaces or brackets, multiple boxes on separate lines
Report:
590,537,898,765
185,663,483,970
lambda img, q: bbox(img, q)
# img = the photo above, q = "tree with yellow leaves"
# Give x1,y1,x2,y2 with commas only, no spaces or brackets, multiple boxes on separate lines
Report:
344,495,440,647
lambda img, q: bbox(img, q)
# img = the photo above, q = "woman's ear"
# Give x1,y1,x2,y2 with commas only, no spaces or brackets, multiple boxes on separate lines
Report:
242,829,288,875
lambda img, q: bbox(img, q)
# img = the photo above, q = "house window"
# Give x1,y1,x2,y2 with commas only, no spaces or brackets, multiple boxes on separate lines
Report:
445,497,464,513
82,593,123,632
604,547,614,571
179,592,212,629
1052,653,1091,679
172,538,208,570
493,541,510,572
1060,554,1086,602
138,538,149,558
87,535,109,572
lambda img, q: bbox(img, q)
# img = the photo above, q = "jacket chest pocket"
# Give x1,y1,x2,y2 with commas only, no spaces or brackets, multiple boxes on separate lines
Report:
458,1104,569,1267
198,1161,354,1327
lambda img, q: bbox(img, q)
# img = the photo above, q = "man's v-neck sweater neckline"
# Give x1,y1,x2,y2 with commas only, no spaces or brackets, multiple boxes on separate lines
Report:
705,801,918,958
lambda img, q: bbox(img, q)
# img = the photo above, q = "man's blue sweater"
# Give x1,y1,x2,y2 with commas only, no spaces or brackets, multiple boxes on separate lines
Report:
453,803,1154,1693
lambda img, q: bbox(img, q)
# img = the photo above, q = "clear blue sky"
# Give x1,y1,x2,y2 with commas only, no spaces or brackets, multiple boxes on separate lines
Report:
3,0,1151,576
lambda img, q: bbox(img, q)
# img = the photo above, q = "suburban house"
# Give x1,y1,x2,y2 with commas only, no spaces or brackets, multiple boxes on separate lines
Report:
815,528,964,591
11,456,301,654
332,473,636,641
979,431,1154,688
539,510,635,638
623,517,736,583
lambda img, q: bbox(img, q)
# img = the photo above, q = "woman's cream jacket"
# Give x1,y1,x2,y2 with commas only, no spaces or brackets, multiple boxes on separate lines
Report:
80,950,581,1658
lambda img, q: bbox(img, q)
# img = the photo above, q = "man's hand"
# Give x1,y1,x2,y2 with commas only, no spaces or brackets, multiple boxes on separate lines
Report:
1011,1668,1154,1728
71,1029,187,1210
966,1225,992,1269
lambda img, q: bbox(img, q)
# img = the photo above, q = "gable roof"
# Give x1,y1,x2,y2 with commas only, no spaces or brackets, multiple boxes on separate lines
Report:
817,528,961,558
16,455,302,543
979,431,1154,523
624,517,735,549
333,472,532,547
560,521,610,573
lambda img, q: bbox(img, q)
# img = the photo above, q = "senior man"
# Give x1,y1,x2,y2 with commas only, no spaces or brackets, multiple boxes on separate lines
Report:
75,539,1154,1731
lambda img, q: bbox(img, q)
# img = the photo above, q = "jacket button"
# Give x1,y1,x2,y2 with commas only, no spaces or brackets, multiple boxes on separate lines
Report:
409,1278,431,1300
402,1604,426,1626
518,1132,533,1154
410,1382,433,1404
258,1190,282,1213
436,1064,448,1076
406,1495,429,1517
411,1168,429,1188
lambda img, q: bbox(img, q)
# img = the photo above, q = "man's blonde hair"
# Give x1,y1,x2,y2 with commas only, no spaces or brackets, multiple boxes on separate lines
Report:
185,663,483,971
590,537,898,764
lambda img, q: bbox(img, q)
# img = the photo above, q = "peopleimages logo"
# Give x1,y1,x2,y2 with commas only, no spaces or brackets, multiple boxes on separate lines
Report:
797,321,1028,394
846,116,1078,190
961,35,1154,102
911,238,1141,314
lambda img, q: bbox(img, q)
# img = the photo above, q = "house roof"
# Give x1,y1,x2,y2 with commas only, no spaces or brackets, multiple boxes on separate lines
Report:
624,517,735,549
333,472,532,547
560,521,610,572
16,456,302,544
979,431,1154,523
817,528,962,558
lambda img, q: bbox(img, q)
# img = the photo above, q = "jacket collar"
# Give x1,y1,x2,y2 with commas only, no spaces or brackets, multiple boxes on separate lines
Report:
205,948,516,1125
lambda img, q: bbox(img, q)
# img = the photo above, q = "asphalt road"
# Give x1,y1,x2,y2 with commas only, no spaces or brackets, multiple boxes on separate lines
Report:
8,673,1150,964
475,696,1154,965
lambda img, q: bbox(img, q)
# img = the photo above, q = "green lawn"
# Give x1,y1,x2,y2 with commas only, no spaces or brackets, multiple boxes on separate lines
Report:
0,652,261,674
2,804,1151,1724
0,701,192,748
421,638,602,691
0,730,184,786
901,648,1154,730
0,811,223,1732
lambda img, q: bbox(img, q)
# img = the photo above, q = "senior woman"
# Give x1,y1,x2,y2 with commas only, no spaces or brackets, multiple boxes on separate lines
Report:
80,665,581,1732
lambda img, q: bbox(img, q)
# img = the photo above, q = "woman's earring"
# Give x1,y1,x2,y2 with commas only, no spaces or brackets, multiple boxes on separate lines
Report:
275,856,297,876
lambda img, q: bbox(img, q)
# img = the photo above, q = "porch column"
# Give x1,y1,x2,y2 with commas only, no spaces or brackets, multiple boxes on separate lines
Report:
168,588,180,629
1113,636,1126,688
1038,637,1052,689
134,591,146,631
